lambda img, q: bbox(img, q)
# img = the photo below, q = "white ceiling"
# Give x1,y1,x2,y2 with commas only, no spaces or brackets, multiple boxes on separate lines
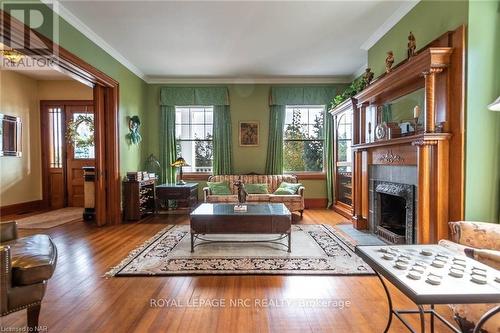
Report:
57,0,419,83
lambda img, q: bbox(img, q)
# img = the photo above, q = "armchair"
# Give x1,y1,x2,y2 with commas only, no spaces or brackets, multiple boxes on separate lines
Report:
1,221,57,329
438,221,500,333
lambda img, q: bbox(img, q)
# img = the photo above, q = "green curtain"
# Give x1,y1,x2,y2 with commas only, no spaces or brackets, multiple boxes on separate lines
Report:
213,105,233,175
324,110,335,208
265,105,286,174
160,106,177,183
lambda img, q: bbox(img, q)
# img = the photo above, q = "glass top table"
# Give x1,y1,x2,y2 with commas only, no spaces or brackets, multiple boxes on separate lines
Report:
190,203,291,217
189,203,292,252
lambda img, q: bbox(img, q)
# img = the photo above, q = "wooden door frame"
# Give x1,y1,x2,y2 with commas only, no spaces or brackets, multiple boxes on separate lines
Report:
1,11,121,225
40,100,94,209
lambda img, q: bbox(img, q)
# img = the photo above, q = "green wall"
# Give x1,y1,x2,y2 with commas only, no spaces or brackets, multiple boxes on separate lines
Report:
144,84,346,199
3,1,148,175
465,0,500,223
368,0,500,223
368,0,468,77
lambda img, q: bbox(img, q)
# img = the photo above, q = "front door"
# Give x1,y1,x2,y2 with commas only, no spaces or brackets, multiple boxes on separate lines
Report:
41,101,94,209
65,104,95,207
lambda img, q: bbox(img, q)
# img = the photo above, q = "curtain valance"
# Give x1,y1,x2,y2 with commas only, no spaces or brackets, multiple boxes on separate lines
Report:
160,87,229,106
270,86,338,106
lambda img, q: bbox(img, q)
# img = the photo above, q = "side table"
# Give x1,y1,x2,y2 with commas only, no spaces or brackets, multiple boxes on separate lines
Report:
156,183,198,211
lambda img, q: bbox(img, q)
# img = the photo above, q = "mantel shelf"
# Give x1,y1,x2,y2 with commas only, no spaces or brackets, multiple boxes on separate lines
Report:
352,133,452,150
354,47,453,104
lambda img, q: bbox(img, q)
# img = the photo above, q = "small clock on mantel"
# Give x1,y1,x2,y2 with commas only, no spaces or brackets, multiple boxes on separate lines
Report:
375,123,389,141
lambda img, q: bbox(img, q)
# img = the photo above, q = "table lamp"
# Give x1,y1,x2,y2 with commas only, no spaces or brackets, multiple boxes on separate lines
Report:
171,157,190,185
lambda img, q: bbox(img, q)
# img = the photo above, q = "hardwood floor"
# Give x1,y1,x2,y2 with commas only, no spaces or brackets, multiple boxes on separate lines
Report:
0,209,454,333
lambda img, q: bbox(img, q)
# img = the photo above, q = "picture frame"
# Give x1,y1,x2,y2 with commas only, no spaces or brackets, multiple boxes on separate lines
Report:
239,121,259,146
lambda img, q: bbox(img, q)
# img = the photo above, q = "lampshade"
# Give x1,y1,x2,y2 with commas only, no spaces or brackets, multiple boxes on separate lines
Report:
487,96,500,111
171,157,190,167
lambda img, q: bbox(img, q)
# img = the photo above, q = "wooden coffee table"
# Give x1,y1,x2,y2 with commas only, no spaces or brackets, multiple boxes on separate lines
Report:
190,203,292,252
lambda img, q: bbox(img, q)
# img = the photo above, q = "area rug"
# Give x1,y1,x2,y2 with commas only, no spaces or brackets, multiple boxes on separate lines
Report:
105,224,373,277
16,207,83,229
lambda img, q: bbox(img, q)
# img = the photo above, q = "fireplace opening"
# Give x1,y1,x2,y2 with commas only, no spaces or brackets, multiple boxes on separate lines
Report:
379,193,406,236
374,181,415,244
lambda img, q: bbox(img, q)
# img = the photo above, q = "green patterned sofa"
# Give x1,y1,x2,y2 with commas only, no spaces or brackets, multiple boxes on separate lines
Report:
438,221,500,333
203,175,305,216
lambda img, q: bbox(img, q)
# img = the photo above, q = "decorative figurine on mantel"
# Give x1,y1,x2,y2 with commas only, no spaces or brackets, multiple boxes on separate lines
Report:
407,31,417,58
363,68,374,86
233,178,248,211
385,51,395,73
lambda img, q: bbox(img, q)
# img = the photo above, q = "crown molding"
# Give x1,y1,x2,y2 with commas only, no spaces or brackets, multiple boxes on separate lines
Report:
145,76,353,85
41,0,146,80
360,0,420,51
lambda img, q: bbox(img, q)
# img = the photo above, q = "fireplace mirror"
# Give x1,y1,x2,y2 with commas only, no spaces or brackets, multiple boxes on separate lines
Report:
0,114,22,157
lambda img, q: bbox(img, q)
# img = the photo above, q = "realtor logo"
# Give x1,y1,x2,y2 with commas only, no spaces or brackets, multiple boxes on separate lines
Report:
1,1,59,68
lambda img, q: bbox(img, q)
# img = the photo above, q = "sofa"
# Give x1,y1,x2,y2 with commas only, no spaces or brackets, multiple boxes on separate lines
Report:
438,221,500,333
203,174,305,216
0,221,57,329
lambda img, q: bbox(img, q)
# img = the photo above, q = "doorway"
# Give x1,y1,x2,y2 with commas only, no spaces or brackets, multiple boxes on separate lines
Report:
40,101,95,209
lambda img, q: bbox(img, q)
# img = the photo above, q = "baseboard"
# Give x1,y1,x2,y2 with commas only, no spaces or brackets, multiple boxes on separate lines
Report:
304,198,328,209
0,200,44,217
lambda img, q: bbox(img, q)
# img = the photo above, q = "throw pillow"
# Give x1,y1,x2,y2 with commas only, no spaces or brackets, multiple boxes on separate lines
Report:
207,181,232,195
244,183,269,194
273,182,302,195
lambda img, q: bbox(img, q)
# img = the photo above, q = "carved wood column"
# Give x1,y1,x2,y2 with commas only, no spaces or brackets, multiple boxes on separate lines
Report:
414,136,450,243
352,150,367,229
423,71,436,133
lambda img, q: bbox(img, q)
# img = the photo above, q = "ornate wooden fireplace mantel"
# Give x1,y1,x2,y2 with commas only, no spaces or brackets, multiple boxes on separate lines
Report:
348,27,466,244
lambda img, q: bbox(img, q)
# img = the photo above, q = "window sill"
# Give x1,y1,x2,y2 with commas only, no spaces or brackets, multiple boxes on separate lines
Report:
288,172,327,180
182,173,212,181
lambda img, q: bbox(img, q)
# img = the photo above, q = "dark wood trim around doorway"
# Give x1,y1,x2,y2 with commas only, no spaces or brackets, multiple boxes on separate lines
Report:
1,10,121,225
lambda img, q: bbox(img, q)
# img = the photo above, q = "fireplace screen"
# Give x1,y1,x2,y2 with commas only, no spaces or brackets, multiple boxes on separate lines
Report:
374,182,415,244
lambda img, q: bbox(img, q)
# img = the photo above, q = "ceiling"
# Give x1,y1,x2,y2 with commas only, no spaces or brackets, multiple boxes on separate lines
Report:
57,0,419,83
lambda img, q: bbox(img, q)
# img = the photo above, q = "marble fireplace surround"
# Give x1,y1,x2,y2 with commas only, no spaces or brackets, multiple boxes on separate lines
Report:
369,165,418,243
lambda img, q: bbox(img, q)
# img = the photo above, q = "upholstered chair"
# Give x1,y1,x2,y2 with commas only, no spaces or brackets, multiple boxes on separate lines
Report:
0,221,57,329
438,221,500,333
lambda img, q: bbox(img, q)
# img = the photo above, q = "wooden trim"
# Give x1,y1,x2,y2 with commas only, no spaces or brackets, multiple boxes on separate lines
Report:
295,173,326,180
182,173,211,181
1,10,121,225
304,198,328,209
353,133,451,150
0,200,44,217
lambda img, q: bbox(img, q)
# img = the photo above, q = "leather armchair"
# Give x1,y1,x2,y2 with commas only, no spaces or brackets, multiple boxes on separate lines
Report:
0,221,57,329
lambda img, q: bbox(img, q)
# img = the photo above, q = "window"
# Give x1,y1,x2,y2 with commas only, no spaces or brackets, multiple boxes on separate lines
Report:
175,106,213,173
72,112,95,159
283,105,325,172
48,107,63,168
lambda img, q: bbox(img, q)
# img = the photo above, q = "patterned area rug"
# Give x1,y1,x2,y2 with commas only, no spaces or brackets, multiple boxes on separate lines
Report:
16,207,83,229
106,224,373,276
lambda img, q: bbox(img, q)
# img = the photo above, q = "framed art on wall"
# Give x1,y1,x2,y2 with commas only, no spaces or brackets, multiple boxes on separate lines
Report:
239,121,259,146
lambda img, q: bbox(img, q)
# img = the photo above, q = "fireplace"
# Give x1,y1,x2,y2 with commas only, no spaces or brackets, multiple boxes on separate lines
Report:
374,181,415,244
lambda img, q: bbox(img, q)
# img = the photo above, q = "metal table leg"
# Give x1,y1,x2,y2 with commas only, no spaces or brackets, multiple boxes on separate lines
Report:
417,305,426,333
288,232,291,253
374,270,394,333
191,233,195,252
430,304,435,333
473,305,500,333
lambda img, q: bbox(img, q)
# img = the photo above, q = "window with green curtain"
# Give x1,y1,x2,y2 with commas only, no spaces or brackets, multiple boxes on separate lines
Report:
213,105,233,175
159,105,177,183
266,85,340,208
160,87,232,177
